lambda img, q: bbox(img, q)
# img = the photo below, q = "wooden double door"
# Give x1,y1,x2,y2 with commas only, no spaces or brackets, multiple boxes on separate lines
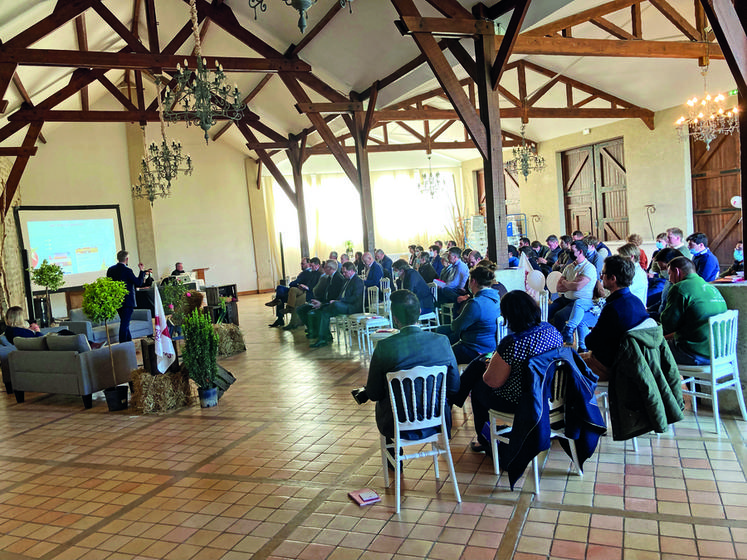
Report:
690,133,741,266
561,138,628,241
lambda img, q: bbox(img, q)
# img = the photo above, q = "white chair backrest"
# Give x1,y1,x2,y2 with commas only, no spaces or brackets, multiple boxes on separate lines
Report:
386,365,448,433
428,282,438,304
548,360,569,426
496,316,507,347
366,286,379,314
538,291,549,323
708,309,738,363
380,277,391,292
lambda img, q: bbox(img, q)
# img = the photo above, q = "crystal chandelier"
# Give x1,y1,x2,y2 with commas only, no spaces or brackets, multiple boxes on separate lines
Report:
163,0,244,143
418,155,445,198
505,124,545,181
133,84,194,205
675,64,739,150
248,0,354,33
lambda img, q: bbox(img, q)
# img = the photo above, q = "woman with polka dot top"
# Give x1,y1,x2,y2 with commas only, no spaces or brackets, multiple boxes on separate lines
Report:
454,290,563,453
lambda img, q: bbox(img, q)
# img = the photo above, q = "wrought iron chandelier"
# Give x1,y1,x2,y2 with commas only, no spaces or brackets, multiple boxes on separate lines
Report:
133,83,194,205
675,63,739,150
163,0,244,143
418,155,445,198
248,0,354,33
505,124,545,181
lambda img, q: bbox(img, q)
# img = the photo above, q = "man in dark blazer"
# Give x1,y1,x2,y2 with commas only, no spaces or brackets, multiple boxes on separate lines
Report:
312,261,364,347
392,259,434,314
106,250,146,343
363,290,459,442
291,260,344,335
375,249,394,280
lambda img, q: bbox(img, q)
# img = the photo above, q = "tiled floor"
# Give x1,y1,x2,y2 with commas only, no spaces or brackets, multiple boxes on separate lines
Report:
1,294,747,559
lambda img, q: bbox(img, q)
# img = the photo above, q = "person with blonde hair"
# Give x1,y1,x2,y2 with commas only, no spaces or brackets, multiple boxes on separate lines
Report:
626,233,648,270
617,243,648,306
3,306,42,344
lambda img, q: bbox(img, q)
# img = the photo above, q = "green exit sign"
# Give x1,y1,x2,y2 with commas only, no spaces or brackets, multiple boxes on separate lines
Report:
729,89,738,96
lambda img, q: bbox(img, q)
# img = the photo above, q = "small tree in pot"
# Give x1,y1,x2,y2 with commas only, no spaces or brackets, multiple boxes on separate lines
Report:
28,259,64,325
182,308,219,407
82,277,129,410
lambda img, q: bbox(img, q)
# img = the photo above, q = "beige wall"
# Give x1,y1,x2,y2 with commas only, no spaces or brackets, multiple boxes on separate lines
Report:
460,105,693,250
11,120,260,315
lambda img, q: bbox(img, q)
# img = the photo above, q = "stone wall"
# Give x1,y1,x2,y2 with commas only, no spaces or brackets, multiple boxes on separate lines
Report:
0,156,26,316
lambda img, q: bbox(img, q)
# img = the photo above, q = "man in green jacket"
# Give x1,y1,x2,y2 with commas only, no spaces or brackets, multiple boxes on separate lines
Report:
661,256,726,365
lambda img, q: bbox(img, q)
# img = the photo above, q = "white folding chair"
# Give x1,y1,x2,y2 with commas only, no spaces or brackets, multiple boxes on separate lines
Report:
680,310,747,435
595,381,638,452
380,365,461,513
488,360,582,493
346,286,379,355
538,291,549,323
380,277,391,292
360,289,393,362
418,283,440,331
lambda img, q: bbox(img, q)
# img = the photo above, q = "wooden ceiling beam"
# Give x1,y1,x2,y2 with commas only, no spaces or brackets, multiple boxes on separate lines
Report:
590,16,636,40
384,77,470,111
445,39,478,83
7,109,260,122
212,74,273,141
485,0,519,20
374,106,655,124
423,0,474,19
296,102,363,114
700,0,747,98
97,75,139,111
91,2,150,54
511,35,723,58
10,73,47,143
289,1,343,56
490,0,530,89
246,119,290,144
239,122,297,206
74,15,89,111
306,140,480,155
3,0,97,50
2,122,42,216
398,17,495,36
649,0,700,41
0,146,37,156
144,0,159,53
525,0,642,37
0,49,311,73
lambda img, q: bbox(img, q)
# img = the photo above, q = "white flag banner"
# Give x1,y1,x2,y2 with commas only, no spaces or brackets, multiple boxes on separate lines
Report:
153,287,175,373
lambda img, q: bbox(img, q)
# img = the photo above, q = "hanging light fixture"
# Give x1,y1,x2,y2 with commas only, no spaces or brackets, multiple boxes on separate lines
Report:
505,124,545,181
132,83,194,205
248,0,354,33
418,154,445,198
163,0,244,143
675,64,739,150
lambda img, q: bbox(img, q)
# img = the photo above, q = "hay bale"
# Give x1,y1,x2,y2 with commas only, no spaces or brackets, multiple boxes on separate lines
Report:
131,367,193,414
214,323,246,356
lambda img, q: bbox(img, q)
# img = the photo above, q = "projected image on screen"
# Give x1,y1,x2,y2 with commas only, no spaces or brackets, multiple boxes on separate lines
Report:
28,219,116,275
17,206,124,290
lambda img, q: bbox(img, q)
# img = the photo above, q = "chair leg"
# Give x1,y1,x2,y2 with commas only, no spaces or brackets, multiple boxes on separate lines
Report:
567,440,583,476
689,379,698,415
431,442,439,479
14,390,24,403
380,435,390,487
82,394,93,409
733,374,747,424
532,455,540,495
442,437,461,503
713,382,721,436
631,437,639,453
394,458,402,514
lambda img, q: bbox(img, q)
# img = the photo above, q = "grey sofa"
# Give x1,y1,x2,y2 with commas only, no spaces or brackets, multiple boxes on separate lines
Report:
62,308,153,344
9,334,137,408
1,326,80,393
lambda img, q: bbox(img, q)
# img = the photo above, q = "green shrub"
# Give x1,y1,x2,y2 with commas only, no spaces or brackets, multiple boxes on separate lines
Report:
182,309,218,389
81,277,128,385
29,259,65,304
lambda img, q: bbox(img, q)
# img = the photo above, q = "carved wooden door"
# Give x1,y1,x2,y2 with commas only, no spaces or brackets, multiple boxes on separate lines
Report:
561,138,628,240
690,133,741,267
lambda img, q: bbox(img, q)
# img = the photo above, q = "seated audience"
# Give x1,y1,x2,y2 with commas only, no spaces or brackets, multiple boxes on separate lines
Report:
583,235,604,279
467,250,482,268
417,252,438,283
437,246,469,304
507,245,520,268
552,235,573,271
627,233,648,271
311,262,364,348
531,240,549,259
4,307,80,345
617,243,648,306
453,291,563,452
661,256,727,365
666,227,691,259
353,251,365,276
648,232,669,275
548,240,596,345
407,244,417,267
686,232,720,282
436,264,501,364
291,260,344,333
720,240,744,277
572,230,585,241
361,290,459,446
393,259,434,314
266,257,321,328
583,256,649,380
375,249,393,280
537,235,561,273
362,252,384,296
430,244,444,277
646,247,679,316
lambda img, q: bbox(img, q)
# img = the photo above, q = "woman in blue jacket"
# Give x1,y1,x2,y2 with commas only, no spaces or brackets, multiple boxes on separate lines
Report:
437,264,501,364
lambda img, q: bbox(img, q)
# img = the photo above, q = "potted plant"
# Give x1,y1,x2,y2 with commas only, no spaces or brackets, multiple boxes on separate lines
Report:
344,240,354,257
28,259,64,327
82,277,129,411
182,308,219,407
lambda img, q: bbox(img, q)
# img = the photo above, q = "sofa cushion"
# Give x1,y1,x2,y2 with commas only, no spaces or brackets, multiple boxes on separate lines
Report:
14,337,48,351
46,334,91,354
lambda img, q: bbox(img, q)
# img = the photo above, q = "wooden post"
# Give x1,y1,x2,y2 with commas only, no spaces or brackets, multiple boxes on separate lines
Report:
352,107,376,253
288,138,311,257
